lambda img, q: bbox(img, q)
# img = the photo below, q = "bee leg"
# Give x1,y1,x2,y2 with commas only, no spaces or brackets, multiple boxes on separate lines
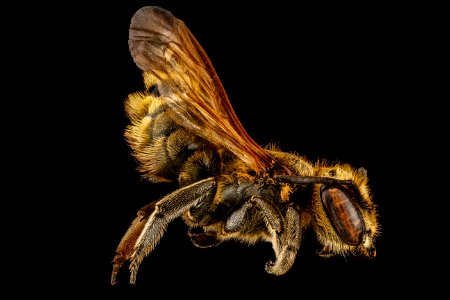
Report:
185,186,220,248
223,201,254,233
223,196,283,234
223,196,300,275
249,196,283,233
186,191,215,226
111,201,157,285
187,227,223,248
111,177,216,285
265,205,302,276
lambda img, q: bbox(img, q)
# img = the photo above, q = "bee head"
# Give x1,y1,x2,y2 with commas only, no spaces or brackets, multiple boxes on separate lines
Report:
274,165,380,257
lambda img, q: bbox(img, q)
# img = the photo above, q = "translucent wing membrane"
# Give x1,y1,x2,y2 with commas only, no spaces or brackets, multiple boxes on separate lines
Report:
128,6,274,174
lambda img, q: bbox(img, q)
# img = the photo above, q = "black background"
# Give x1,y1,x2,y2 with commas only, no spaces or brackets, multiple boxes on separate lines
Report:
12,0,439,297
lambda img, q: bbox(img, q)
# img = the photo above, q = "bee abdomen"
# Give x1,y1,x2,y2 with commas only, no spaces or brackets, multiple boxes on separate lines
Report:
124,92,205,182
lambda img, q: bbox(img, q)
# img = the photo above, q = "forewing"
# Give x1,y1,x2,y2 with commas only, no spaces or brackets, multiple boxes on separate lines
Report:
128,6,274,173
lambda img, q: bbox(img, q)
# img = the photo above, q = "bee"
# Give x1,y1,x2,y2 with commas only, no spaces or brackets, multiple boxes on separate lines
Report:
111,6,380,285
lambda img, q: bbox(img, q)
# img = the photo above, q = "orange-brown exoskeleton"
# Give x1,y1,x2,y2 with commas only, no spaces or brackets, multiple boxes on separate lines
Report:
111,6,380,285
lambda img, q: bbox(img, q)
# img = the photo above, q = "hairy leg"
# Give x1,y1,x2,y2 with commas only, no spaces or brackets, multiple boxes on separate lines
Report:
223,196,283,233
111,177,216,285
223,201,254,232
265,205,302,276
249,196,283,234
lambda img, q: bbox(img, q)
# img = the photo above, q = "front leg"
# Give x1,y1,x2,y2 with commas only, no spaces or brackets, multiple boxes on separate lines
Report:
223,196,283,234
111,177,216,285
265,205,302,276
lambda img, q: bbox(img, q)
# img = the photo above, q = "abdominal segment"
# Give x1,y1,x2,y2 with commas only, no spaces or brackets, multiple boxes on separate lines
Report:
124,91,204,182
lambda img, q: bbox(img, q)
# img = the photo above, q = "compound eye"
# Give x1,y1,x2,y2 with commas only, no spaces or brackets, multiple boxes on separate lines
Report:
321,187,364,245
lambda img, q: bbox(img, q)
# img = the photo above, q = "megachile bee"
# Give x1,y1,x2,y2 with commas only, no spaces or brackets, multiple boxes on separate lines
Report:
111,6,380,285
